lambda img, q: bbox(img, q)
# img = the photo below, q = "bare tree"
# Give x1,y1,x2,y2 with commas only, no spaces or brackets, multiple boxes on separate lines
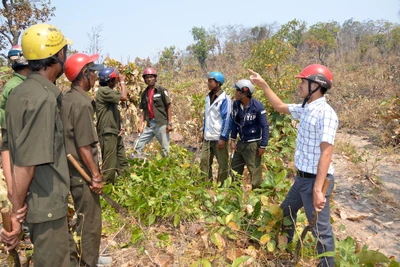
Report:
86,24,105,62
0,0,55,57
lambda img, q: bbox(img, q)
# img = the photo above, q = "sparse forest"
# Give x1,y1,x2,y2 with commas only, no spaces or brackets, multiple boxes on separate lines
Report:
0,0,400,266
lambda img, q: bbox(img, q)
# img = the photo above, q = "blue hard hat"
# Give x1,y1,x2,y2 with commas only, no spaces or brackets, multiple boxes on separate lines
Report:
8,45,28,69
207,71,225,85
98,67,119,83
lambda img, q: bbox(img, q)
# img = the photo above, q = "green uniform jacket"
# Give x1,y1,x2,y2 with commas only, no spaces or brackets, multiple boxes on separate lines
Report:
139,85,171,127
95,86,121,136
61,86,99,186
5,73,70,223
0,72,26,128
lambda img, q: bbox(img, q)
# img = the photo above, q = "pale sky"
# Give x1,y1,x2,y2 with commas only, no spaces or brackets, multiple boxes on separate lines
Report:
48,0,400,63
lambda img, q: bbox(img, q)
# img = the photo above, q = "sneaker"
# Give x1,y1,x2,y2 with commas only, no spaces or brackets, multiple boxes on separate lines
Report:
97,256,112,266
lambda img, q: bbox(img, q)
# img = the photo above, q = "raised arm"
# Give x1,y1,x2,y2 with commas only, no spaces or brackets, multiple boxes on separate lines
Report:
248,69,290,114
118,74,128,101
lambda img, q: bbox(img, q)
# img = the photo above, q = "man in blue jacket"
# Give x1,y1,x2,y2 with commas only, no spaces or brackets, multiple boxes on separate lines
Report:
230,79,269,189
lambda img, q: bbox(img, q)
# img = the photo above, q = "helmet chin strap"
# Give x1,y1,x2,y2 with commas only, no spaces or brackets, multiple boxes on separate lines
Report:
85,71,92,90
52,46,68,80
302,81,321,108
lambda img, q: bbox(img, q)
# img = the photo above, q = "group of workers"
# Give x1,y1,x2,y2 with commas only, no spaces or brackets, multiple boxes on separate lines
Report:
0,22,338,267
188,65,338,266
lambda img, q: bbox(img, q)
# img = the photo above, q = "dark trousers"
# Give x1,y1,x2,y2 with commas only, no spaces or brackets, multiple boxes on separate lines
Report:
69,184,102,267
280,174,335,267
199,140,229,184
27,216,71,267
99,133,129,183
231,141,263,188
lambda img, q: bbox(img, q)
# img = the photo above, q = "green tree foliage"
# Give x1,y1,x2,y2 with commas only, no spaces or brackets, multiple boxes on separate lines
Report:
371,21,397,59
157,45,181,72
275,19,307,49
250,26,269,41
389,26,400,56
187,26,217,70
304,21,340,64
0,0,55,54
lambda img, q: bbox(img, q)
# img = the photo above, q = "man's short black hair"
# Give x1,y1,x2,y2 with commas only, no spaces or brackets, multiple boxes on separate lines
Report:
28,45,68,72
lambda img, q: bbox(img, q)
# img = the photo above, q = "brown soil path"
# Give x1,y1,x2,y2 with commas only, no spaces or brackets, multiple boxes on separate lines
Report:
332,132,400,258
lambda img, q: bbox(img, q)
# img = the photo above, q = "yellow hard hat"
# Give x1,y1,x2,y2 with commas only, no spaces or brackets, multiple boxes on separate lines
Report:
22,23,73,60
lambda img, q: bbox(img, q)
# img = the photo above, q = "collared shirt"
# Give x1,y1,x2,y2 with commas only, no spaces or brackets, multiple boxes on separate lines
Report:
61,86,99,186
0,72,27,128
288,97,338,175
139,85,171,127
5,72,70,223
95,86,122,136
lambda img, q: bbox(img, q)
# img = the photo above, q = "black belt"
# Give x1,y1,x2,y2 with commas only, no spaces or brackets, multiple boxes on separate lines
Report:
297,170,317,179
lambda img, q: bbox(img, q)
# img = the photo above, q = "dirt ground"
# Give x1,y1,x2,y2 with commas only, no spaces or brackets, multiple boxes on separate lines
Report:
331,132,400,259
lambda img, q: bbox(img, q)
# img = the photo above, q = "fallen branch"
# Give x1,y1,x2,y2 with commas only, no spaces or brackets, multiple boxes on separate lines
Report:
365,174,378,187
100,223,126,255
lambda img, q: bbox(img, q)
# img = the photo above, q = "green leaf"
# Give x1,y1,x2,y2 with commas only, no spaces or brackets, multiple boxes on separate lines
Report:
190,259,212,267
200,259,212,267
173,214,180,227
130,228,143,245
267,240,276,252
317,251,336,257
217,216,225,225
232,256,251,267
389,260,400,267
253,201,261,219
260,234,271,245
357,250,390,263
148,214,156,225
283,217,293,226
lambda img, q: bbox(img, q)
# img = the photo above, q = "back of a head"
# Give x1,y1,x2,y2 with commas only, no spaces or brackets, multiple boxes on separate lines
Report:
21,23,72,72
98,68,118,86
8,45,29,71
65,53,102,82
22,23,72,61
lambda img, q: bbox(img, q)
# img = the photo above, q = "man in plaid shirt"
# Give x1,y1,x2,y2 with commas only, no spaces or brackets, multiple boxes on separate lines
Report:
249,64,338,267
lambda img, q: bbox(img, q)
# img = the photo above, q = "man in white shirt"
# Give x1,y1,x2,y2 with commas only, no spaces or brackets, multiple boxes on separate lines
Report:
249,64,338,267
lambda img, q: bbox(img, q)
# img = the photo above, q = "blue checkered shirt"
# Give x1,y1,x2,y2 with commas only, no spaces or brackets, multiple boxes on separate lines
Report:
288,97,338,175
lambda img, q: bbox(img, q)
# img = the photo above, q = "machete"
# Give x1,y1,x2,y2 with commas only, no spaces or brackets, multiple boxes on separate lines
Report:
67,154,128,216
1,205,21,267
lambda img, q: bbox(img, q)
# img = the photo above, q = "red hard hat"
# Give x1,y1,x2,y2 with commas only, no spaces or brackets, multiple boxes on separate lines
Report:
142,67,157,77
295,64,333,89
65,53,103,82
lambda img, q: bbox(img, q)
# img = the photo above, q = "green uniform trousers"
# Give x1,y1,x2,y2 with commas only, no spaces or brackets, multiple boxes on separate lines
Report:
99,133,129,183
231,141,263,188
200,140,229,185
26,216,71,267
69,184,102,267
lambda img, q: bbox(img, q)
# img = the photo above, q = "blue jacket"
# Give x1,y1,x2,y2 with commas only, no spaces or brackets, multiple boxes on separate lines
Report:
230,98,269,148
